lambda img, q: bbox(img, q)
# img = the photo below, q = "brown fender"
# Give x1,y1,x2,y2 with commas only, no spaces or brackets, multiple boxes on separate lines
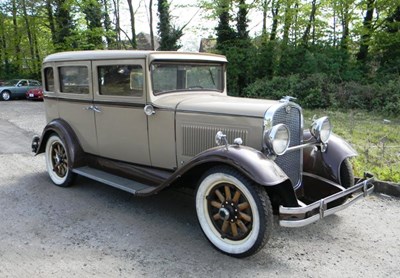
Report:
142,144,291,195
34,118,86,168
303,131,357,184
183,145,290,186
140,144,299,206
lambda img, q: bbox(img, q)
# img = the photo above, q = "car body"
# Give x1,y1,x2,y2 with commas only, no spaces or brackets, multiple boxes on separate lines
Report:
26,87,44,101
32,50,374,257
0,79,41,101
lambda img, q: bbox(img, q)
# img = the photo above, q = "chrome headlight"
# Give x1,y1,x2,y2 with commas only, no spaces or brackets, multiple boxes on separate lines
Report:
310,116,332,143
264,124,290,156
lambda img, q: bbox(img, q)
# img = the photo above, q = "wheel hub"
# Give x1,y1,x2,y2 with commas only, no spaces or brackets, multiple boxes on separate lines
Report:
218,208,230,221
220,201,239,223
55,154,63,164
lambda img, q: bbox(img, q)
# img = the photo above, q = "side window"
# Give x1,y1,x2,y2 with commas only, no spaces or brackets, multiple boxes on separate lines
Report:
59,66,89,94
98,65,143,97
19,80,28,87
44,67,55,91
30,80,41,86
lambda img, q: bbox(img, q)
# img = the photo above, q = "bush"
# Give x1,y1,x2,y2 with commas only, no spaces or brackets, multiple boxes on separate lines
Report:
244,73,332,109
245,74,400,115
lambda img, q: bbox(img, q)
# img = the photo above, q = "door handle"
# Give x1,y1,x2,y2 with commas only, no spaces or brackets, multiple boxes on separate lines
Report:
84,105,101,113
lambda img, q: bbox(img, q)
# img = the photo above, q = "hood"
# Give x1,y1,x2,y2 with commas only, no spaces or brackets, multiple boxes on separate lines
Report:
153,93,278,118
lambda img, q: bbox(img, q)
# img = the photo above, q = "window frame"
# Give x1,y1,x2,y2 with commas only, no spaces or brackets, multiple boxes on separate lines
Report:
54,61,93,101
92,59,146,104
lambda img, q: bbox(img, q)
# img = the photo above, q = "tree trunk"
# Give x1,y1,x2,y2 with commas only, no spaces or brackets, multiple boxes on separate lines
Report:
340,2,350,50
126,0,137,49
282,1,293,45
113,0,121,48
12,0,21,72
357,0,375,61
270,0,280,41
262,0,269,37
302,0,318,45
149,0,155,50
46,0,57,45
21,0,36,73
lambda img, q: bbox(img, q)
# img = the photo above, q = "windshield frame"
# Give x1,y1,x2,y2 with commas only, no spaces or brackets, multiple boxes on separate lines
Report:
150,61,225,96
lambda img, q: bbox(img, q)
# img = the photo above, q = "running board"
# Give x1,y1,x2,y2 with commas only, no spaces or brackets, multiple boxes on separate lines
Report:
72,166,154,195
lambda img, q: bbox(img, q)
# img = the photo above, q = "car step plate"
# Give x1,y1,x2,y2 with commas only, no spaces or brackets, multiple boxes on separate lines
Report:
73,166,152,194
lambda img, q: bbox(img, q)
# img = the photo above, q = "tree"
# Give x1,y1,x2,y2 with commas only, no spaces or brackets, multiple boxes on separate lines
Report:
53,0,76,50
102,0,114,48
157,0,182,50
126,0,137,49
215,0,236,49
149,0,155,50
357,0,375,62
82,0,104,49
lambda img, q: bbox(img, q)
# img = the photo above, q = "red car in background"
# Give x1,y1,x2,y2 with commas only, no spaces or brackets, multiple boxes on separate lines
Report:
26,87,43,101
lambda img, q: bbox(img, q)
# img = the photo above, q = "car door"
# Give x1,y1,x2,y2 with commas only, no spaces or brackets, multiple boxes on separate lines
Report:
15,80,29,97
92,59,150,165
56,61,97,154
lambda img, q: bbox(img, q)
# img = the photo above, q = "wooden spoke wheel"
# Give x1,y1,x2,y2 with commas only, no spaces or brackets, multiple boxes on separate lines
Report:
45,134,76,187
196,166,273,257
207,183,253,241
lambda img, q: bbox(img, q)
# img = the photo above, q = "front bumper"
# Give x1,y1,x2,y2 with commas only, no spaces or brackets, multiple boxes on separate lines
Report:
279,173,375,227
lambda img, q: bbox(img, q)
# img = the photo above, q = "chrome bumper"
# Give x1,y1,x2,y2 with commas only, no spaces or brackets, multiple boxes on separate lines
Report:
279,174,375,227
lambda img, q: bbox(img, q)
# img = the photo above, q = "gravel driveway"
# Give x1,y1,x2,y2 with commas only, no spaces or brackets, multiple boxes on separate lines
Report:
0,101,399,277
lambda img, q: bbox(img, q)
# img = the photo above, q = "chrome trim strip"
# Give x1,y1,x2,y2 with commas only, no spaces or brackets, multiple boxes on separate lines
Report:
279,175,375,227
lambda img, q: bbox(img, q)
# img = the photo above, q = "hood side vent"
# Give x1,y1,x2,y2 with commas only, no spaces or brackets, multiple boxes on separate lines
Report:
182,125,248,157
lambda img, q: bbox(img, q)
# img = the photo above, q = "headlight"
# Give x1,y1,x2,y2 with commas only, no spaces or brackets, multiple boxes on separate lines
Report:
264,124,290,156
310,116,332,143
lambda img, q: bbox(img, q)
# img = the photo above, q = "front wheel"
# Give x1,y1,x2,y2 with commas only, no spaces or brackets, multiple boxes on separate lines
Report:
45,134,76,187
196,166,273,257
1,91,11,101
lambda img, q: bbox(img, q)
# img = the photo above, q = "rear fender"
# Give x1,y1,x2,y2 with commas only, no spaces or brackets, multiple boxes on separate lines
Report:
34,118,86,168
303,131,357,184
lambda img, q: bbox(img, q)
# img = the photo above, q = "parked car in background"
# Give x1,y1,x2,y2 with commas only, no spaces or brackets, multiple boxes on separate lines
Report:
26,87,44,101
32,51,374,257
0,79,41,101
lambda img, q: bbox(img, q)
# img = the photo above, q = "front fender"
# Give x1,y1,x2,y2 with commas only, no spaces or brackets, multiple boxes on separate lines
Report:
34,118,86,168
303,131,357,184
178,145,290,187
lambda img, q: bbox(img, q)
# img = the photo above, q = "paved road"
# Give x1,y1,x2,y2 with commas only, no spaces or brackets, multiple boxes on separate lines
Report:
0,101,399,277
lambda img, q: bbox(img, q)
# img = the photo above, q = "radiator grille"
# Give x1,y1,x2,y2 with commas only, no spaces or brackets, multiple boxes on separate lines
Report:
182,125,248,157
272,105,302,188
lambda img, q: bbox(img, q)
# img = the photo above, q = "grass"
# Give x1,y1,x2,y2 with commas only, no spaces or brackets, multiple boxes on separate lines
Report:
303,109,400,183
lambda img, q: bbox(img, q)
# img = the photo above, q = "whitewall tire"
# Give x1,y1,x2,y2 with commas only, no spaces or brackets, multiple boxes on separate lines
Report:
45,134,75,187
196,166,273,257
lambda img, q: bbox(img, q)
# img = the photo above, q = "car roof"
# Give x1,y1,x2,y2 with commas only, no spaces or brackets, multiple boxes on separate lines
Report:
43,50,228,64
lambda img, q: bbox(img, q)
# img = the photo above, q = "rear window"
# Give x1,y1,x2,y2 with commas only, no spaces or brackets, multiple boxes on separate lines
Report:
44,68,54,92
59,66,89,94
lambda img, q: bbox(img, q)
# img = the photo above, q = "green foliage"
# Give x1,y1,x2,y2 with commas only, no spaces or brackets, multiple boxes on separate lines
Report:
157,0,182,50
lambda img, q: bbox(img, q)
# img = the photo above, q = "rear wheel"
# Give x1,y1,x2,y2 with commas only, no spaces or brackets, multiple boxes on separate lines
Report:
1,91,11,101
45,134,76,187
196,166,273,257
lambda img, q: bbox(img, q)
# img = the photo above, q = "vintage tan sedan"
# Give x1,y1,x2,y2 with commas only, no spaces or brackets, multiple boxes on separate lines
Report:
32,50,374,257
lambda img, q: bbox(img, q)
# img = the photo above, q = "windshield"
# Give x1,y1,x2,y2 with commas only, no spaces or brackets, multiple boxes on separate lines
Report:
3,79,20,86
151,62,224,95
